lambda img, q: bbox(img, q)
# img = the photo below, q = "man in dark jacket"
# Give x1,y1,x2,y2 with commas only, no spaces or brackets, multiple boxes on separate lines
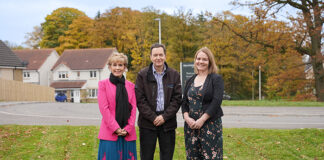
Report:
135,43,182,160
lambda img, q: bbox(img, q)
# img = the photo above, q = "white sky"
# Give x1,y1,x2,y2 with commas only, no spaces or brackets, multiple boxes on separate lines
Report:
0,0,273,46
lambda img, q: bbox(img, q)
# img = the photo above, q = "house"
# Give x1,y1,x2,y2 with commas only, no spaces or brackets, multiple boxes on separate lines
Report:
305,62,324,96
305,63,324,80
305,64,314,80
14,49,59,86
50,48,117,103
0,40,25,81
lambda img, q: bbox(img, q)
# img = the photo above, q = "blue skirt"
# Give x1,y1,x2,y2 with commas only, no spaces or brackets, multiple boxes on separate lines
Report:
98,137,137,160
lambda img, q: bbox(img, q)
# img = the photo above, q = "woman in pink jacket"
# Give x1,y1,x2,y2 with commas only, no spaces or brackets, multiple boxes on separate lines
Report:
97,53,137,160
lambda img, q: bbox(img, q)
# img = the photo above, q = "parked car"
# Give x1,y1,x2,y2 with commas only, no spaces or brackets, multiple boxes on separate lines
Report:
55,93,67,102
223,92,231,100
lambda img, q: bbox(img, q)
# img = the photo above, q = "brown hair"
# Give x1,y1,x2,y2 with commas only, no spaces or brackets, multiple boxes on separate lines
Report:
150,43,166,55
193,47,218,74
108,53,128,67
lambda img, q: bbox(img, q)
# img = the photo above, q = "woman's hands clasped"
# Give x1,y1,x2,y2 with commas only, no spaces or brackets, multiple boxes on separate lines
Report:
115,128,128,136
185,117,206,129
184,112,210,130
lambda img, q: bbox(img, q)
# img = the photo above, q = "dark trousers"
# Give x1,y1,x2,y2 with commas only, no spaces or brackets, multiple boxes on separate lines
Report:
139,127,175,160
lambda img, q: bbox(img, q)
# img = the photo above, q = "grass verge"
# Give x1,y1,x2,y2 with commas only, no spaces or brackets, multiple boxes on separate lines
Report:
0,125,323,159
222,100,324,107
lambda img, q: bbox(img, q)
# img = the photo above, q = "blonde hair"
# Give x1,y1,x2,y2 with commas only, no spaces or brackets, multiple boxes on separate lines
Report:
193,47,218,74
108,53,128,67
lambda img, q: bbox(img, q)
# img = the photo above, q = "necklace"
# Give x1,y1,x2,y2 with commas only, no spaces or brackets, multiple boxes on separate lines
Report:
194,75,207,87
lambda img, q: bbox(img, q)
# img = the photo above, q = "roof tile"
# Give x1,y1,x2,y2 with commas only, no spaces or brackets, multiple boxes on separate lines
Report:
50,80,86,88
0,40,25,67
14,49,55,70
52,48,116,70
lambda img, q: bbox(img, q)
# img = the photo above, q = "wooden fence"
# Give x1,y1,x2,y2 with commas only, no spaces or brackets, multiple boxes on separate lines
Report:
0,79,55,102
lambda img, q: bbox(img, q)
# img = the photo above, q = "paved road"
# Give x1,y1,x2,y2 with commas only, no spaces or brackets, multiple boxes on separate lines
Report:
0,102,324,129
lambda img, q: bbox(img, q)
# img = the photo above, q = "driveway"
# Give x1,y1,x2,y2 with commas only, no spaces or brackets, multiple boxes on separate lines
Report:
0,102,323,129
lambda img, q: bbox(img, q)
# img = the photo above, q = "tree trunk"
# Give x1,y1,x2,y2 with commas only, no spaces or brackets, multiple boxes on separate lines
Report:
312,60,324,101
311,34,324,101
303,0,323,101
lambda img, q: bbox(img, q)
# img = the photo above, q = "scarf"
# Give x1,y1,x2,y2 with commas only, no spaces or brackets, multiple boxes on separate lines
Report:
109,73,130,128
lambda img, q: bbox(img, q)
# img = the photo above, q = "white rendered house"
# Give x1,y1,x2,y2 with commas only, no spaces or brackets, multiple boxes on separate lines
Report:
14,49,59,86
50,48,117,103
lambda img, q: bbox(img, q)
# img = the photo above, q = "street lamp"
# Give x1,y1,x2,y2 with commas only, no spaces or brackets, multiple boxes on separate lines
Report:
154,18,161,44
259,65,261,100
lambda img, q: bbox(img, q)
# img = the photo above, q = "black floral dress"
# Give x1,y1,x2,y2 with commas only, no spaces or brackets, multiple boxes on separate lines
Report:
184,83,223,160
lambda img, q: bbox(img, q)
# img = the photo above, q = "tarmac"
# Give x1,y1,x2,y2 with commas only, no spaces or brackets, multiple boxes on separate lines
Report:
0,102,324,129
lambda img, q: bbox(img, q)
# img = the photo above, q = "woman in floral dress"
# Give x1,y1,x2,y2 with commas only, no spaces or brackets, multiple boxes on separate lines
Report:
182,47,224,160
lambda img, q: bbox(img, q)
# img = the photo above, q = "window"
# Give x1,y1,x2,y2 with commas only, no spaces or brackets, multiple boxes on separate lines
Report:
77,71,80,77
90,71,97,78
88,89,98,98
23,72,30,78
58,71,68,79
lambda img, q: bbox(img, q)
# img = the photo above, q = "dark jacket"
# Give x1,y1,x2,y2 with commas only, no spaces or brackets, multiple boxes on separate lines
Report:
182,73,224,121
135,63,182,131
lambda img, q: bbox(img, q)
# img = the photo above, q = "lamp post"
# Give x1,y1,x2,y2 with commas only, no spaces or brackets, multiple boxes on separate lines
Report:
252,71,254,100
155,18,161,44
259,65,261,100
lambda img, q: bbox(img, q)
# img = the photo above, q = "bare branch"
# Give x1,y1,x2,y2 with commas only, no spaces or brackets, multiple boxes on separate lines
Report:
232,0,264,7
295,46,310,55
274,0,310,11
271,3,287,16
304,0,314,6
320,1,324,10
297,31,308,49
214,18,275,49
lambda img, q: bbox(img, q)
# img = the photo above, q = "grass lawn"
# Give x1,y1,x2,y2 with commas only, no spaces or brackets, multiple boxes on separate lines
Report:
222,100,324,107
0,125,323,159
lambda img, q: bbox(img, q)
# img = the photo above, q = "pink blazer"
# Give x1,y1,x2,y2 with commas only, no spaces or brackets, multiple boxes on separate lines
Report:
97,78,137,141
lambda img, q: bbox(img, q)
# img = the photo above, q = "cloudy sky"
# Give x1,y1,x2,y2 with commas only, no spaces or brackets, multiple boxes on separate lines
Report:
0,0,254,46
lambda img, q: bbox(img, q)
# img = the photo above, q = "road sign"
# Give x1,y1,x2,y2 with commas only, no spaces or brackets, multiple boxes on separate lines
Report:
180,62,195,91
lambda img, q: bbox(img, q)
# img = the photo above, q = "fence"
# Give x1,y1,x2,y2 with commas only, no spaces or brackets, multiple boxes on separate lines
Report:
0,78,55,102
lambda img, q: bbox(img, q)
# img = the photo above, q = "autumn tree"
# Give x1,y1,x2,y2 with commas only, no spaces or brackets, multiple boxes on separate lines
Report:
166,9,203,68
90,15,110,48
99,8,138,51
231,0,324,101
24,25,43,49
127,8,161,81
57,16,94,53
40,7,86,48
209,11,307,99
204,12,262,99
30,6,313,100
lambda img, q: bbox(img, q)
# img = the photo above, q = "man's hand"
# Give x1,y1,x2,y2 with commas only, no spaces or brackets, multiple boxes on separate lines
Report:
153,115,165,126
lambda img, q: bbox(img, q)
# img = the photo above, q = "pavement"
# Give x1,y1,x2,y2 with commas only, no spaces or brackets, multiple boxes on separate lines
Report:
0,102,324,129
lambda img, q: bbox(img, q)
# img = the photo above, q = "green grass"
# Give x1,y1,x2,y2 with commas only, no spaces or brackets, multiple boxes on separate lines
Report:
222,100,324,106
0,125,323,159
